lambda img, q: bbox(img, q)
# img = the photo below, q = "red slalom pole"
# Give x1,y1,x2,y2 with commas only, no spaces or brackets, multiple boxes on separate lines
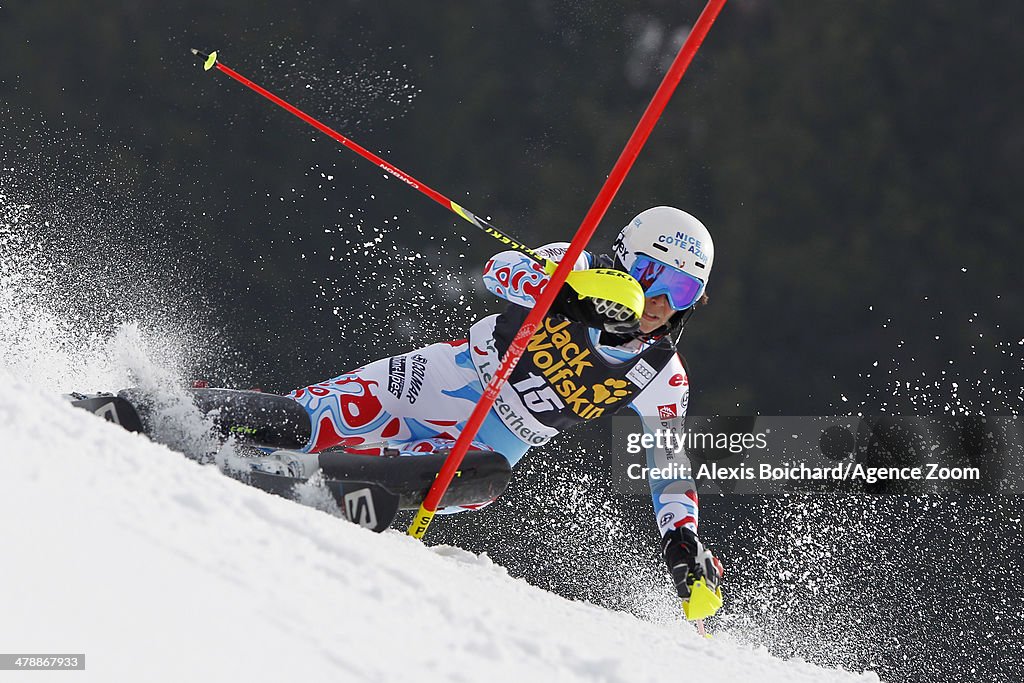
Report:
409,0,728,538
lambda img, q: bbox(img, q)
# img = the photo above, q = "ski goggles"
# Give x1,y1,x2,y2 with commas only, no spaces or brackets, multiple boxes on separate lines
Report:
629,254,705,311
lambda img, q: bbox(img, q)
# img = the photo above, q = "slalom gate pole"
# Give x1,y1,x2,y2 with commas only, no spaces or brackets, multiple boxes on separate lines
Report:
408,0,728,539
190,49,548,267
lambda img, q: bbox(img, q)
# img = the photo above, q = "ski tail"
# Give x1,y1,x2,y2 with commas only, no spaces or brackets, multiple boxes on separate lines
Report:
65,393,145,433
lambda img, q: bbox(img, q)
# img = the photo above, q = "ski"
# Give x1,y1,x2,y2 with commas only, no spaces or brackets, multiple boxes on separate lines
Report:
68,388,512,532
118,387,312,451
65,393,145,433
238,468,402,533
230,448,512,532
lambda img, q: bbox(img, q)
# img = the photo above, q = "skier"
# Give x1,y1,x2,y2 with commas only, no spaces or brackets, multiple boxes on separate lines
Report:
271,205,724,616
83,205,723,617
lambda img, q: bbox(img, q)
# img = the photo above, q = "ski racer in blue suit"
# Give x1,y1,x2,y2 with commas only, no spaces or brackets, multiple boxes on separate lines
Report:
280,206,724,614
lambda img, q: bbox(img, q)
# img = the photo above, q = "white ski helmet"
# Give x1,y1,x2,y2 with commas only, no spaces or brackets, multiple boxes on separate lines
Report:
612,206,713,311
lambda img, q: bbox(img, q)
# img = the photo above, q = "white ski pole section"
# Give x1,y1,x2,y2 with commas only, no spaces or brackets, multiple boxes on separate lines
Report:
0,372,876,683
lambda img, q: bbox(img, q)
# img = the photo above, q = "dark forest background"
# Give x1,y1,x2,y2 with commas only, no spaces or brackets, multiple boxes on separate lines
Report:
2,2,1021,682
4,0,1021,415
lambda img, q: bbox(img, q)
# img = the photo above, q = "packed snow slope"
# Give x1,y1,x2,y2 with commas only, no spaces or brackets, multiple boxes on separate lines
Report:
0,373,875,683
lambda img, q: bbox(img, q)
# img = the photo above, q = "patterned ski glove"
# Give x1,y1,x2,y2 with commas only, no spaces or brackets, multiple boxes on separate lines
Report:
662,526,724,619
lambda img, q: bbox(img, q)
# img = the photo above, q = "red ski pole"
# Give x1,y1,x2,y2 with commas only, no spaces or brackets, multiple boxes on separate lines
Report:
191,49,549,268
408,0,728,538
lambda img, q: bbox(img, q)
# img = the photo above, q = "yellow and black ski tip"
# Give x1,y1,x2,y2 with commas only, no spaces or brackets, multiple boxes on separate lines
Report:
190,48,219,71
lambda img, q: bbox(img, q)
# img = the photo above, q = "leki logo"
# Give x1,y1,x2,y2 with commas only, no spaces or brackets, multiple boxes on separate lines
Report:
658,404,678,419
